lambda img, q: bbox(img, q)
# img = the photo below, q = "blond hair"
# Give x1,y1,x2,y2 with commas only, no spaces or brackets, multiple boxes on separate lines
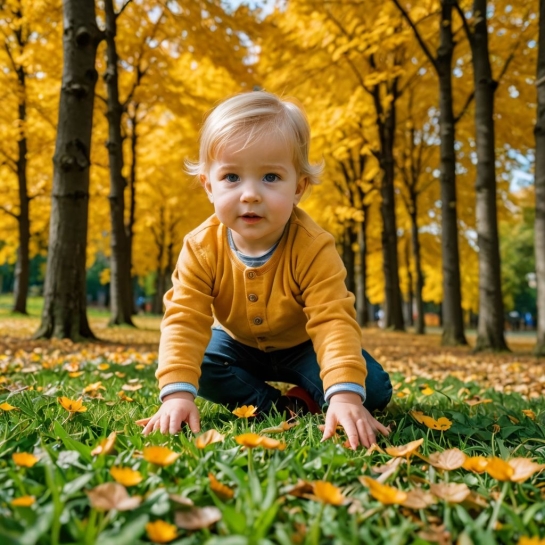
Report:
186,91,322,185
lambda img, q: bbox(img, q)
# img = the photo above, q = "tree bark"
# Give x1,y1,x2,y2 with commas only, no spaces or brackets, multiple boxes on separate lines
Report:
128,103,139,314
437,1,467,345
392,0,467,344
356,215,369,327
33,0,99,340
470,0,508,351
409,204,425,335
104,0,134,326
11,5,30,315
373,81,404,330
343,224,356,296
404,235,414,328
535,0,545,356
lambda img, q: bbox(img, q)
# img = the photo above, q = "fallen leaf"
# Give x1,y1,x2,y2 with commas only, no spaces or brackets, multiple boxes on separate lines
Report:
430,483,470,503
175,506,222,530
91,432,117,456
145,520,178,543
195,429,225,449
10,496,36,507
508,458,545,483
311,481,345,505
428,448,467,471
360,476,408,505
12,452,39,467
0,402,17,411
485,457,515,481
208,473,235,500
401,488,437,509
385,438,424,458
110,466,143,486
143,446,180,467
86,482,142,511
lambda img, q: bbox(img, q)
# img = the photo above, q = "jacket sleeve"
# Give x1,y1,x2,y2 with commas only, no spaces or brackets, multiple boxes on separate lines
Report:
297,232,367,392
156,236,215,390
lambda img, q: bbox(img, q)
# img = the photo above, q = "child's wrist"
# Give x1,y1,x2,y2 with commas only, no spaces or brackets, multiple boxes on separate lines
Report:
163,391,195,402
329,391,362,404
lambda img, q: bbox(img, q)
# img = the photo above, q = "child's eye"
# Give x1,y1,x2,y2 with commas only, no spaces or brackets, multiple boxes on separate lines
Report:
263,173,279,182
224,173,239,183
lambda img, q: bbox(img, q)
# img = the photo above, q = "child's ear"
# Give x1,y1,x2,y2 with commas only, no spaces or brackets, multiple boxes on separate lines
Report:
294,176,310,204
200,174,214,203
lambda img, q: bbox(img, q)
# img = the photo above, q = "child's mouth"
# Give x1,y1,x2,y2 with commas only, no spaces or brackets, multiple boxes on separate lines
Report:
241,213,262,224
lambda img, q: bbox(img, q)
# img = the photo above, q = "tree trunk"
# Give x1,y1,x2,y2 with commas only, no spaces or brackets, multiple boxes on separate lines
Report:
373,82,404,330
33,0,99,340
356,217,368,326
470,0,508,351
438,1,467,345
128,103,139,315
13,97,30,315
404,236,414,328
535,0,545,356
343,224,356,296
12,8,30,315
104,0,134,326
409,206,425,335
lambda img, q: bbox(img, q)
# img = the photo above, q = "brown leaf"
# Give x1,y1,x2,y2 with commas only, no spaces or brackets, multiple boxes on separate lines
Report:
428,448,467,471
429,483,470,504
175,506,222,530
86,482,142,511
401,488,437,509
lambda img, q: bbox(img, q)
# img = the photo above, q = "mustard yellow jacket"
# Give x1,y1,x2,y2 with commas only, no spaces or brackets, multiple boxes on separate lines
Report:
156,207,367,392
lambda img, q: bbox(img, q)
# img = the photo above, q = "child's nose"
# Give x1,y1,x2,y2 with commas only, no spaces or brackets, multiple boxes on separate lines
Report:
240,182,261,202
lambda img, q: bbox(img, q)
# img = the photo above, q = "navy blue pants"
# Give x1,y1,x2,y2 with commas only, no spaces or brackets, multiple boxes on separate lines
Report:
198,328,392,413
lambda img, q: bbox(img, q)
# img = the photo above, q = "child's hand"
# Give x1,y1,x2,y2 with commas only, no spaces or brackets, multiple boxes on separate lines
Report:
322,392,390,450
142,392,201,436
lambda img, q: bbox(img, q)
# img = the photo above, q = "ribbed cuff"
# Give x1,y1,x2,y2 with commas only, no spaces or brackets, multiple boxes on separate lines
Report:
159,383,198,402
325,383,366,404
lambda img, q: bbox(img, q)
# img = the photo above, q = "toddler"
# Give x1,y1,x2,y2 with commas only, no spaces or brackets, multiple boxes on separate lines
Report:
143,91,392,449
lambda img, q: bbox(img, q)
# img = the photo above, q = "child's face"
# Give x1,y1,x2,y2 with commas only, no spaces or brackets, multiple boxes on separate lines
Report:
201,131,308,256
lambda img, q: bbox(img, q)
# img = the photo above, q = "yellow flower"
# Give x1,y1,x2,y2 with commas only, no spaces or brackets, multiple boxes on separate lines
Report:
420,385,435,396
360,476,407,505
522,410,537,421
83,381,105,394
235,433,286,450
0,402,17,411
58,396,87,413
232,405,258,418
208,473,235,500
312,481,345,505
97,363,110,371
518,537,545,545
143,446,180,467
117,391,134,402
68,371,83,378
145,520,178,543
12,452,39,467
110,466,143,486
11,496,36,507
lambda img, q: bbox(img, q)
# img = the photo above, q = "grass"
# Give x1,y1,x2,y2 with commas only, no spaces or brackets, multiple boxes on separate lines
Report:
1,314,545,544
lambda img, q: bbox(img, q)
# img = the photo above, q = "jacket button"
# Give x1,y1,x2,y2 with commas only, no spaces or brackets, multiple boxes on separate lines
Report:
247,271,256,279
248,294,258,302
253,317,263,325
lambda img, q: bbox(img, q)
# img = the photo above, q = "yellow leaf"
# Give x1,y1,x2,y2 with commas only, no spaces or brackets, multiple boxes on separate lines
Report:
12,452,39,467
145,520,178,544
311,481,345,505
235,433,285,450
83,381,105,393
195,429,225,449
86,483,142,511
208,473,235,500
11,495,36,507
465,396,493,406
110,466,143,487
0,402,17,411
420,385,435,396
360,476,407,505
58,396,87,413
517,537,545,545
522,410,536,421
260,420,298,433
232,405,257,418
385,438,424,458
428,448,467,471
462,456,489,473
143,446,180,467
97,363,110,371
430,482,470,503
485,457,514,481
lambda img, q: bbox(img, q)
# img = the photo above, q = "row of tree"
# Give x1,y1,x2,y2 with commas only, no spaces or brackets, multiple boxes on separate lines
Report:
0,0,543,354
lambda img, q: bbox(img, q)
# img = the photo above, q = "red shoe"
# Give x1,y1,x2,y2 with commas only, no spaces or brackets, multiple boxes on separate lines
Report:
283,386,321,415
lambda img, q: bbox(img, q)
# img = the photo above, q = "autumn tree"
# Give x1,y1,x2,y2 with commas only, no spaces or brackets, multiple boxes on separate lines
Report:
34,0,101,340
535,0,545,356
